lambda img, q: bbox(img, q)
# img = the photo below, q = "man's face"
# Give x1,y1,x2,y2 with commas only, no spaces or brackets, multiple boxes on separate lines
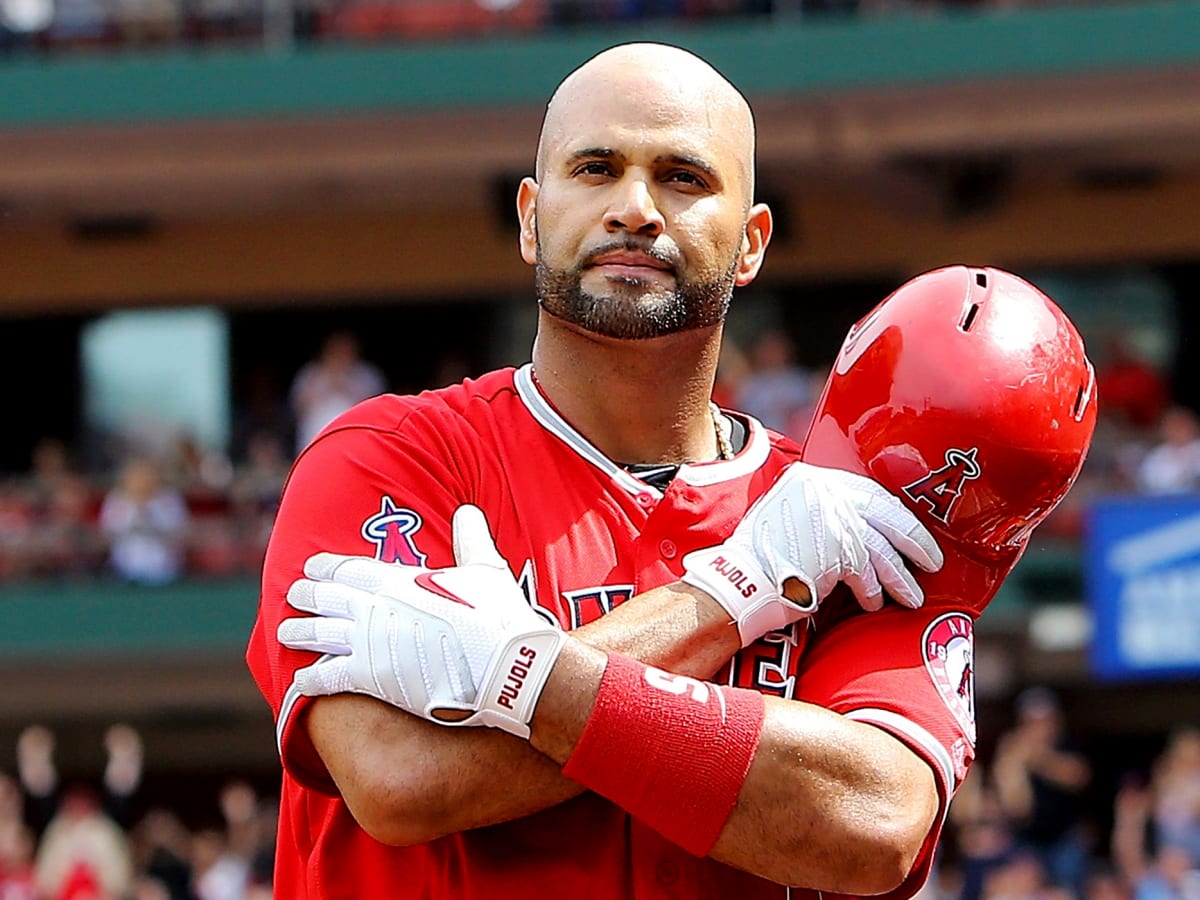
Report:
521,61,762,340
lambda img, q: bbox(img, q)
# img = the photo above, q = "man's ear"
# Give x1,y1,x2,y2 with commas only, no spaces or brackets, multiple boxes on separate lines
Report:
735,202,773,287
517,178,539,266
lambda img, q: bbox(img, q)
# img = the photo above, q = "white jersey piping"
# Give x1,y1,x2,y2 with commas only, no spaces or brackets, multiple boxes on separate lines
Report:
844,707,956,795
513,363,771,496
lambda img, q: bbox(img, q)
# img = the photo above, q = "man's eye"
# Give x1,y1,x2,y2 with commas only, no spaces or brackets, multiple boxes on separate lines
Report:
574,162,612,177
666,171,706,188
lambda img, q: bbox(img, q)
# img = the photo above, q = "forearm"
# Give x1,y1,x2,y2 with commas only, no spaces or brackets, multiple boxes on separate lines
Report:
713,697,939,890
311,582,738,843
309,693,579,845
531,642,939,892
574,580,740,676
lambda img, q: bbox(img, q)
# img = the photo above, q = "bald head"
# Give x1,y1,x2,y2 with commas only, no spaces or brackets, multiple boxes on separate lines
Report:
535,43,757,202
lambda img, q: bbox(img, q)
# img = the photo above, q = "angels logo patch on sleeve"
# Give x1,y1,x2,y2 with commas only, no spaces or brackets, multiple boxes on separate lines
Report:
361,497,428,565
923,612,977,747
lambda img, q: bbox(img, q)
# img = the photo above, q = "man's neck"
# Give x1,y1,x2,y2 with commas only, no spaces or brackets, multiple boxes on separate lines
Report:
531,313,724,465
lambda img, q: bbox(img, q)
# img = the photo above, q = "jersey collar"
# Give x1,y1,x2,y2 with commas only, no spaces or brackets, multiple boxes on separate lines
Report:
514,363,770,497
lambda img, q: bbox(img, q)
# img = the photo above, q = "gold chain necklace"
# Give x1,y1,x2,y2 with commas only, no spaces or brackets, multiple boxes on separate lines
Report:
710,402,733,461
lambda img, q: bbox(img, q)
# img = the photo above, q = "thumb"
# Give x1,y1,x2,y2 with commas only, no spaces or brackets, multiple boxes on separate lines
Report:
451,504,507,569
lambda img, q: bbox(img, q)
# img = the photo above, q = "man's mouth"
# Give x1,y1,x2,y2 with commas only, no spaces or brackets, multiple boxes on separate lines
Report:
587,251,675,279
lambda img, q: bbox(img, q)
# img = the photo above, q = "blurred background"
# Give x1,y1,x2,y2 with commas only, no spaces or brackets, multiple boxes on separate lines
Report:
1,2,1199,898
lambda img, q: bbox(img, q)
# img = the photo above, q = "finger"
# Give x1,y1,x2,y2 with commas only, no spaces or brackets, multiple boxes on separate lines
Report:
277,616,353,655
862,531,926,609
829,470,945,572
842,566,885,613
293,656,353,697
286,579,359,619
307,554,415,594
873,511,945,573
451,504,507,570
861,500,944,572
302,552,360,582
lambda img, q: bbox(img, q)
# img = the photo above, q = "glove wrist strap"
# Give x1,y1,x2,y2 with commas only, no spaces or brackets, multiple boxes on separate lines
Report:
682,545,792,647
441,627,566,739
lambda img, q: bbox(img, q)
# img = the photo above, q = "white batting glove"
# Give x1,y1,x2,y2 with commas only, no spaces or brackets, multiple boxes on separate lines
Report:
277,505,565,739
682,462,943,646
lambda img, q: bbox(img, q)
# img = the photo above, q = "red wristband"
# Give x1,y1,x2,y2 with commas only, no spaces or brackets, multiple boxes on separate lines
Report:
561,652,765,856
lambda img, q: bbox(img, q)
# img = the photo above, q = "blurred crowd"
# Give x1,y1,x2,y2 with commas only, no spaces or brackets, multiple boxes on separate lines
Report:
929,691,1200,900
1,693,1195,900
0,0,1115,58
0,0,793,56
1,325,1196,585
0,724,275,900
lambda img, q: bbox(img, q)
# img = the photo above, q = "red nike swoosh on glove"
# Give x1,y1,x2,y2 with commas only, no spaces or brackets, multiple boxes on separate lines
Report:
415,572,476,608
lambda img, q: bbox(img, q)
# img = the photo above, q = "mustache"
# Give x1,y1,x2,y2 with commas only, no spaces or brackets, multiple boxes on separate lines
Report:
582,239,681,271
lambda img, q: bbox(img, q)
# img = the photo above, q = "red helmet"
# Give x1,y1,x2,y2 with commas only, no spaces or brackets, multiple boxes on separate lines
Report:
801,265,1097,614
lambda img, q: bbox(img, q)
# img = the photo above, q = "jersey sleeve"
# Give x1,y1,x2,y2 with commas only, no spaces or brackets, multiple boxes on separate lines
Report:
245,397,479,793
797,603,979,900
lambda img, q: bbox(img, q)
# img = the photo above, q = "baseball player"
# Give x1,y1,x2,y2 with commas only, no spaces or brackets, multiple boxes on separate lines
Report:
248,41,1097,899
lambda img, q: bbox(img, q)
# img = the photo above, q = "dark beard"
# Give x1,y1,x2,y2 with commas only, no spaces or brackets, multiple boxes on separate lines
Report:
536,247,738,341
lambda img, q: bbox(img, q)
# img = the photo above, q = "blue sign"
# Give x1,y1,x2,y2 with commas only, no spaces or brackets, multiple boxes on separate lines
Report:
1085,494,1200,681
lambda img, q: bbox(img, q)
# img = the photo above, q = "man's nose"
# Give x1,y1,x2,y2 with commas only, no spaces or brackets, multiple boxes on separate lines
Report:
604,177,664,236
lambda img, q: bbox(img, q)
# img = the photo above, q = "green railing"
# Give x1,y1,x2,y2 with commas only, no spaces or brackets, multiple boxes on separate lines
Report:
0,577,259,658
0,542,1081,656
2,0,1198,128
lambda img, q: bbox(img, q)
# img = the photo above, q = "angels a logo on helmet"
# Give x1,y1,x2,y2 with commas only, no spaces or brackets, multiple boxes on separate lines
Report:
361,497,428,566
902,447,981,523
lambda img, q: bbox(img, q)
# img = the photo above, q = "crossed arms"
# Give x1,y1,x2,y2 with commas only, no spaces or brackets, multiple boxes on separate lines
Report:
279,464,948,893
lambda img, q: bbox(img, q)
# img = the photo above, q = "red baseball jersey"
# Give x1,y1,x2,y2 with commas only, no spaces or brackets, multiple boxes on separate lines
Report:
246,364,975,899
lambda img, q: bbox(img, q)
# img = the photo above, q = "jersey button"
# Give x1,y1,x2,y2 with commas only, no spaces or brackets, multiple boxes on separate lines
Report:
636,492,655,508
655,858,679,887
659,539,677,559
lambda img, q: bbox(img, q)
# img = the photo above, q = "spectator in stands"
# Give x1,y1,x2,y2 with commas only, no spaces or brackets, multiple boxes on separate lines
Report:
288,330,386,455
33,785,133,900
0,482,36,579
1149,727,1200,865
110,0,181,45
1135,406,1200,495
1113,772,1200,900
190,828,245,900
230,364,294,466
23,438,78,511
979,847,1072,900
244,798,276,899
1132,844,1199,900
129,809,195,900
5,436,102,579
947,763,1020,900
229,429,291,573
43,0,110,46
98,456,190,586
29,471,104,579
17,724,143,900
190,779,262,900
17,725,144,840
993,688,1094,898
0,817,36,899
734,327,819,439
1096,337,1170,433
1081,867,1130,900
163,434,233,505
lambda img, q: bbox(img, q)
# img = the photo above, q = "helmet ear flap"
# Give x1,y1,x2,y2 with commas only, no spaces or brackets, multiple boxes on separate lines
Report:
802,265,1097,611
